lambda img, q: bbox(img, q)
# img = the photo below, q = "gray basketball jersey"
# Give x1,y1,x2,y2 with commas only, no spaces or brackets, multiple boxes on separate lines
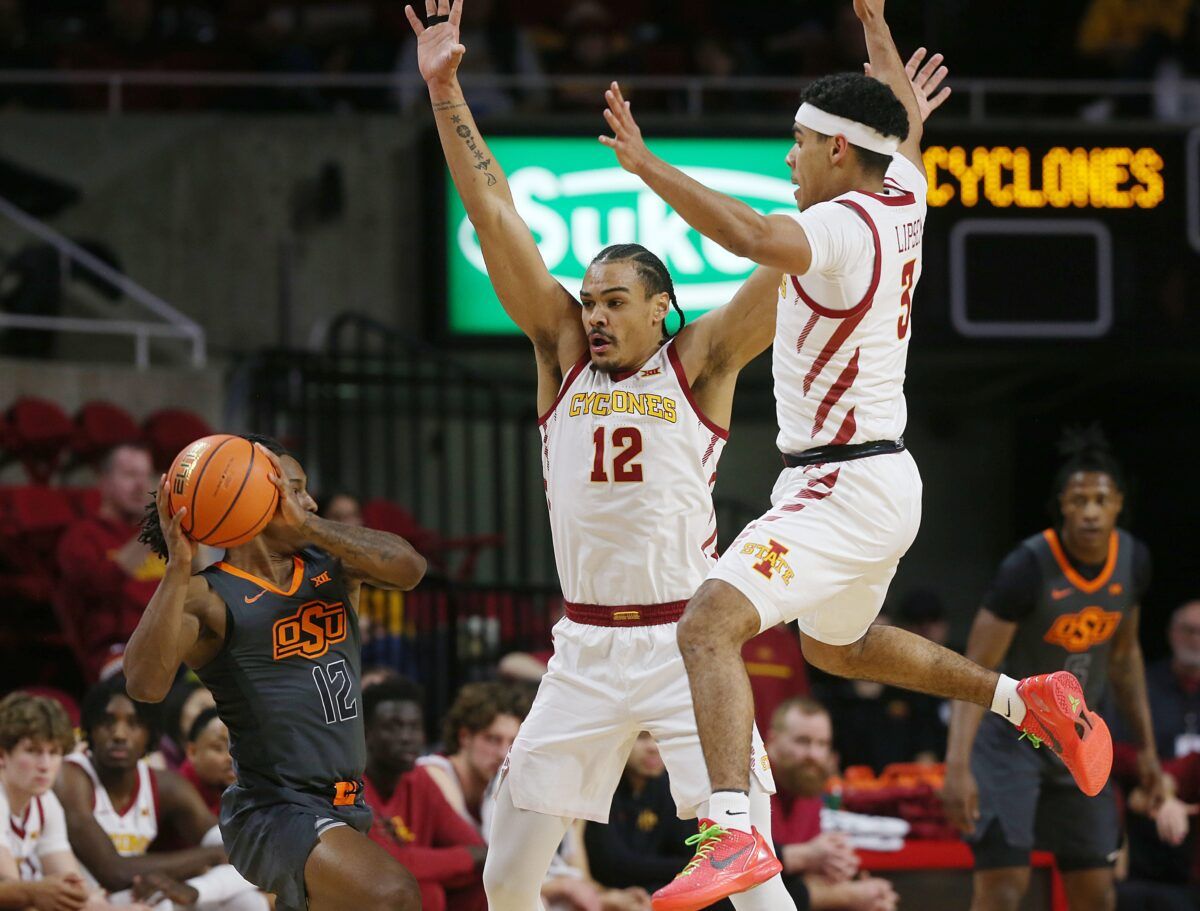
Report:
1001,528,1137,708
196,547,366,806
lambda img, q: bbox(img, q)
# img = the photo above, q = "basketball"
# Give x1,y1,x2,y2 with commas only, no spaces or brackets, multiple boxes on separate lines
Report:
166,434,280,548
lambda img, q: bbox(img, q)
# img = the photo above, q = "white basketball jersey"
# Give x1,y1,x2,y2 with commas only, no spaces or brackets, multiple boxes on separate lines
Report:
1,786,71,880
775,154,927,453
539,340,727,606
66,753,159,860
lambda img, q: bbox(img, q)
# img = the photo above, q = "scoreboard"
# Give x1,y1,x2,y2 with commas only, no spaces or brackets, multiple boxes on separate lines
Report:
441,126,1198,343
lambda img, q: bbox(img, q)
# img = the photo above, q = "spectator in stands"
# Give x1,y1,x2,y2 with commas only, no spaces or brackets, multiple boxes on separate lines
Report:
0,691,143,911
55,442,162,682
1118,600,1200,760
180,707,234,817
418,681,525,832
320,490,363,526
546,1,633,109
743,622,810,741
157,678,215,770
56,675,266,909
362,678,487,911
769,697,898,911
816,615,946,771
583,732,693,895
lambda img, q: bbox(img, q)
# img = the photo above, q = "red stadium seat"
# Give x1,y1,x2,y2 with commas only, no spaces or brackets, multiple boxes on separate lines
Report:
142,408,213,471
63,486,101,517
70,401,142,465
0,485,77,605
0,397,73,482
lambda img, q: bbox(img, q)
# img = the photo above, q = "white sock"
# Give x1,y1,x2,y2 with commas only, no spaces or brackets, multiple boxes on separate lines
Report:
707,789,752,835
991,674,1026,725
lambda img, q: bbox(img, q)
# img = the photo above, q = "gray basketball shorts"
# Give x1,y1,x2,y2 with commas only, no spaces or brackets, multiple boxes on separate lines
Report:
967,714,1119,870
219,785,372,911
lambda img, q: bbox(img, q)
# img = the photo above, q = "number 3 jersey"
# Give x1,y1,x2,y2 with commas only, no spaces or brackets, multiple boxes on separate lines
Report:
196,548,365,803
538,341,728,606
776,153,927,453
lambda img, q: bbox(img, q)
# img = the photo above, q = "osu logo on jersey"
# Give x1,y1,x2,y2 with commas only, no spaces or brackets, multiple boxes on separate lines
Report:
1043,606,1122,654
272,600,348,660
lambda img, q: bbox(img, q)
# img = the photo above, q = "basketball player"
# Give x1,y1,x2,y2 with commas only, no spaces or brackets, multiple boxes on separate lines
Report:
599,1,1113,906
0,691,143,911
408,4,947,911
57,675,265,910
124,435,427,911
943,432,1164,911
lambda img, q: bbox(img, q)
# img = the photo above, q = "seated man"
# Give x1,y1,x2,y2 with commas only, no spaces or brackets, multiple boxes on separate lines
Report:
55,442,163,682
56,676,267,910
583,731,701,897
361,678,486,911
769,697,898,911
180,709,234,817
0,691,146,911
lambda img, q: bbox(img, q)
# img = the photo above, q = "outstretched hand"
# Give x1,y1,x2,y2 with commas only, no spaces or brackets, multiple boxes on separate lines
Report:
866,47,951,122
404,0,465,87
598,82,652,176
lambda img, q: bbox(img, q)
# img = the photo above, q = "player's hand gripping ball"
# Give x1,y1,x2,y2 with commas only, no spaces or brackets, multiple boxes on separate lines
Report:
165,434,279,547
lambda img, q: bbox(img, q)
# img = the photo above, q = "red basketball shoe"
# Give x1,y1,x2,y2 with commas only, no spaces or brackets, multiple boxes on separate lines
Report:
1016,671,1112,796
651,820,781,911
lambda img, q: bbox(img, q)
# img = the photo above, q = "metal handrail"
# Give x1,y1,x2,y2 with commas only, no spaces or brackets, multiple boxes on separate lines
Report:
0,194,206,369
0,70,1194,119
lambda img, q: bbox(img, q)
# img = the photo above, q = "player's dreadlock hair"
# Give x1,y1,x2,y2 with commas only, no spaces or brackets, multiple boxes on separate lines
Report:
139,433,291,559
590,243,686,339
800,73,910,176
1048,424,1127,525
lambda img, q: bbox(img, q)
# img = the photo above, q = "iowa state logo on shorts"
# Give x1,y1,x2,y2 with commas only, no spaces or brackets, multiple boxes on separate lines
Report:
272,600,348,660
1043,606,1122,653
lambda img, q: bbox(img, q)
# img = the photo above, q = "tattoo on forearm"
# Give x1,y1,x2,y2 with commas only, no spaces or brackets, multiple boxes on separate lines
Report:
305,518,418,582
433,100,467,113
452,121,498,187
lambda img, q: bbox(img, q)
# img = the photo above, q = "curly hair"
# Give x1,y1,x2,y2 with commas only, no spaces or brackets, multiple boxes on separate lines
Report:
800,72,910,175
0,692,76,754
80,674,163,750
139,433,291,559
441,681,529,755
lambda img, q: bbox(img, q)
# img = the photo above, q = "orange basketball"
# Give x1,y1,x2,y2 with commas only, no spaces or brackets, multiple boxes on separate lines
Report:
166,434,280,548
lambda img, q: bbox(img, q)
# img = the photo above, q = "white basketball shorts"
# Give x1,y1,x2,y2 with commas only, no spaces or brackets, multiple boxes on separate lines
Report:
503,617,775,823
708,449,922,645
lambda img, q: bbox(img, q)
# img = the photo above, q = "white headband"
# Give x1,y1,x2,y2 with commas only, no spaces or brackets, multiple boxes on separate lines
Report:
794,103,900,156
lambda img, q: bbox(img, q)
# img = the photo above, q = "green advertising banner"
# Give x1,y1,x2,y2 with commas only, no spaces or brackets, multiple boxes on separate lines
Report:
446,137,798,336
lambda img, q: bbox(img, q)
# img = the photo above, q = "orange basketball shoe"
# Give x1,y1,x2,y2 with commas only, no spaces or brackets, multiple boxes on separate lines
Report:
1016,671,1112,796
651,820,781,911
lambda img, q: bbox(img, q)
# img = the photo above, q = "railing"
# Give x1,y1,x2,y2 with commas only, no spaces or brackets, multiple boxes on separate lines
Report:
0,195,206,368
0,70,1196,121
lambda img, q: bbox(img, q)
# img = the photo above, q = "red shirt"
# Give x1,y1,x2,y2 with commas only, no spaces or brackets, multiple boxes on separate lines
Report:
363,766,484,889
54,514,164,681
743,624,810,737
179,759,224,817
771,791,824,846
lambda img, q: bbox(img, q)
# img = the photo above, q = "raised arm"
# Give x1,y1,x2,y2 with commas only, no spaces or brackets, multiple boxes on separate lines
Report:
125,482,225,703
853,0,929,171
406,0,583,373
258,445,426,592
677,266,781,383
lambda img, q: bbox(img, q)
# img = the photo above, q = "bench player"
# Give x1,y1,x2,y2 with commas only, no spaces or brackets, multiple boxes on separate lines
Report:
599,1,1114,907
406,2,792,909
125,435,427,911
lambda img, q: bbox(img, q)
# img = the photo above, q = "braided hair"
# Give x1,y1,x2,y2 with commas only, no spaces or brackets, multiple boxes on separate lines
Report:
590,244,686,339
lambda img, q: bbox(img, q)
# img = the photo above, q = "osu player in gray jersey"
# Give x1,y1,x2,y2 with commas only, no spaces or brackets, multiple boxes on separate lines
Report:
125,435,427,911
943,429,1166,911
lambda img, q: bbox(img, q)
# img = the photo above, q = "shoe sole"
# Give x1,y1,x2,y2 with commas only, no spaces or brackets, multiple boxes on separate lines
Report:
651,856,783,911
1033,672,1113,797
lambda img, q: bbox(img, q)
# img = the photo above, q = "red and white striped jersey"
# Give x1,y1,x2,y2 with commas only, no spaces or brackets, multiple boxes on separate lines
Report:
538,340,727,606
66,753,159,870
1,787,71,880
775,154,927,453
